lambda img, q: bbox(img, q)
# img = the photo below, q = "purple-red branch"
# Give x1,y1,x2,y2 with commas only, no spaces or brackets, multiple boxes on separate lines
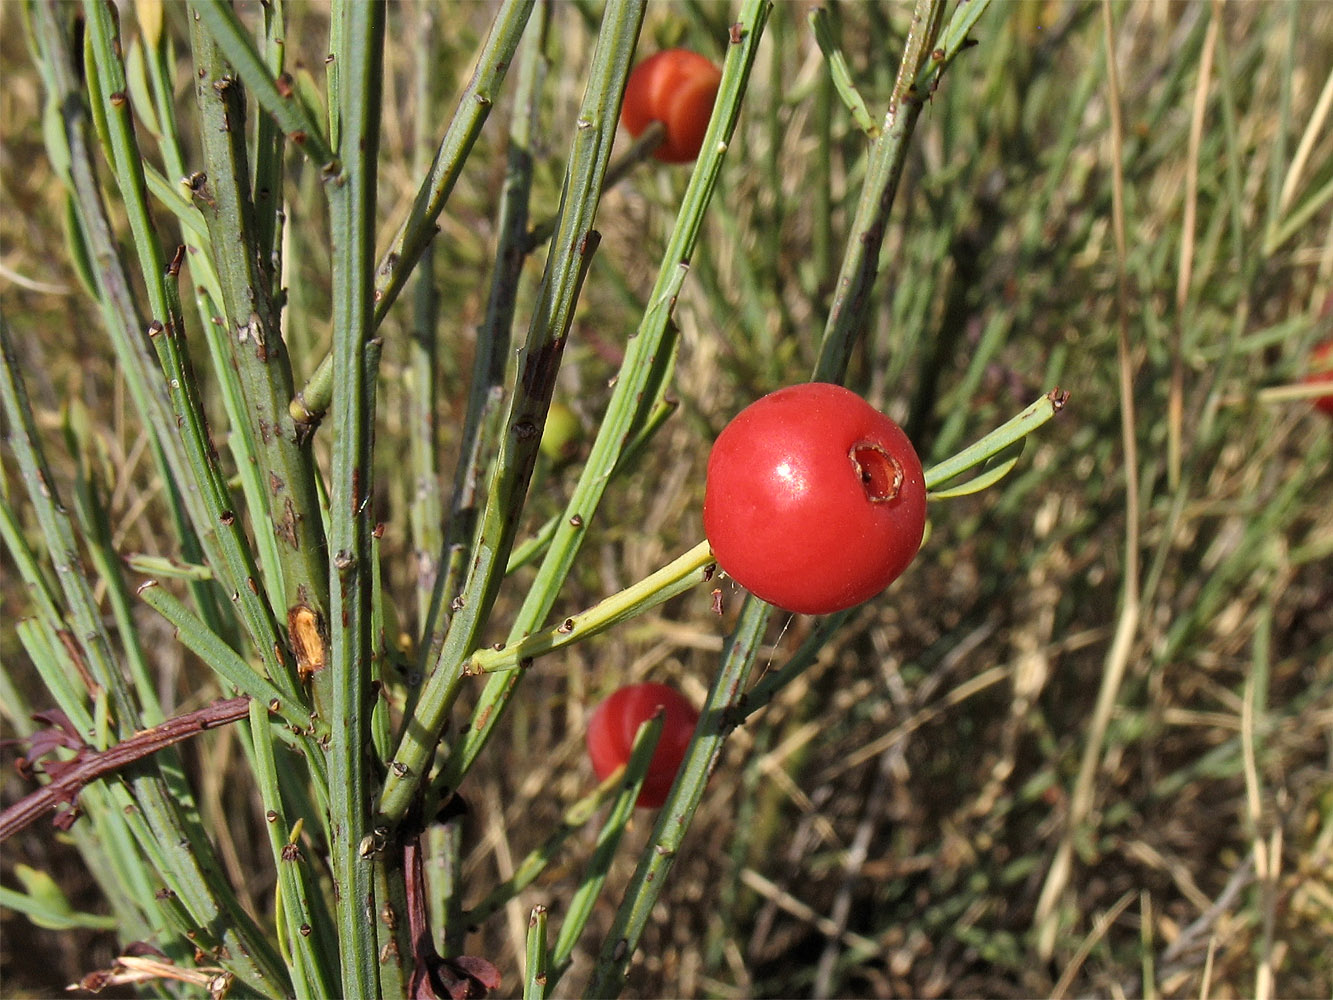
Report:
404,828,501,1000
0,696,252,841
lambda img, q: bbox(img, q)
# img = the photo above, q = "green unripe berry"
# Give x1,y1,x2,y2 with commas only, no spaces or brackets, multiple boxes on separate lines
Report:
541,402,582,465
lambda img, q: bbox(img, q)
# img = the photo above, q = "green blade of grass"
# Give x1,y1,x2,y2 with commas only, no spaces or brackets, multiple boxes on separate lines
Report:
2,311,153,740
58,411,162,726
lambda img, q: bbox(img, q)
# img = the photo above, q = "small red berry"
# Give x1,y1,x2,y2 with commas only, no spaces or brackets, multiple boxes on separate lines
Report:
586,682,698,808
1305,340,1333,417
620,49,722,164
703,383,927,615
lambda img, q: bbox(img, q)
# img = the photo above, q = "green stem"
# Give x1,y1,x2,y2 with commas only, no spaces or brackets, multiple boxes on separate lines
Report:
249,700,339,1000
291,0,537,425
923,389,1069,491
584,598,769,997
3,313,288,997
406,4,448,631
187,0,339,174
524,907,550,1000
547,716,667,989
466,540,715,674
416,3,548,676
189,13,331,640
437,0,774,798
324,1,387,994
812,0,962,381
378,0,649,826
463,770,623,929
30,0,233,644
809,7,880,137
81,0,302,701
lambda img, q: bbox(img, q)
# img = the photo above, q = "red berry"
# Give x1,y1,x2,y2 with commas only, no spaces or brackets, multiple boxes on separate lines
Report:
585,682,699,808
703,383,927,615
1306,340,1333,417
620,49,722,164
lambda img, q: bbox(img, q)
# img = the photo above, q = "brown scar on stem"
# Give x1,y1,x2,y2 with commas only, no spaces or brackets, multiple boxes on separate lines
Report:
289,603,327,682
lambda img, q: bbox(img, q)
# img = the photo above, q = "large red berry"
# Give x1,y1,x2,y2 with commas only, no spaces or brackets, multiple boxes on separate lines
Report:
620,49,722,164
1306,340,1333,417
586,682,699,808
703,383,927,615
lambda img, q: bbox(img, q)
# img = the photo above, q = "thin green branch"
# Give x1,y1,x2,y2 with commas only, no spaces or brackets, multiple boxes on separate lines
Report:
465,540,715,675
524,906,550,1000
813,0,984,381
583,599,769,997
406,4,449,631
189,14,331,658
187,0,339,174
80,0,302,699
463,768,624,929
323,1,387,994
135,582,318,740
249,700,339,1000
923,389,1069,492
29,0,231,642
415,3,548,673
437,0,773,797
1,312,137,734
291,0,537,425
809,7,879,137
378,0,649,825
3,314,288,995
547,717,666,990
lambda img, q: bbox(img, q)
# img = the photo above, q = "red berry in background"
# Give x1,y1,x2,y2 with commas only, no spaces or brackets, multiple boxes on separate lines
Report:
620,49,722,164
1305,340,1333,417
703,382,927,616
586,682,699,808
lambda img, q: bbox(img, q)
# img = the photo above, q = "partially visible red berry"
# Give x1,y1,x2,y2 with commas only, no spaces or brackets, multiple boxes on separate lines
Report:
1306,340,1333,417
586,682,699,808
621,49,722,164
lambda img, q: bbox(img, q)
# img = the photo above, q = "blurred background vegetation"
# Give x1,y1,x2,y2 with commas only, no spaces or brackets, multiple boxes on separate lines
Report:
3,0,1331,997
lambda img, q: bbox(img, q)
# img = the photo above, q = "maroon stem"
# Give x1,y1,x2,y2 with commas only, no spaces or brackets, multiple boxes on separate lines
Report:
0,696,252,841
